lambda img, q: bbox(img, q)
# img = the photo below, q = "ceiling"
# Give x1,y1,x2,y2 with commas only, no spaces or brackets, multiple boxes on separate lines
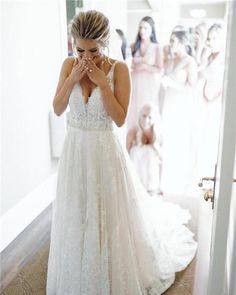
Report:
128,0,226,11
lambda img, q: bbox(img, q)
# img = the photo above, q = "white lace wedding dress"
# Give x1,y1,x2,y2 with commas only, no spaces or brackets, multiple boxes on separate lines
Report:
46,61,197,295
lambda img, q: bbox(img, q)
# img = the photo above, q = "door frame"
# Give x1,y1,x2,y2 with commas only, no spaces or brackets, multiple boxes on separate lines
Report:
207,1,236,294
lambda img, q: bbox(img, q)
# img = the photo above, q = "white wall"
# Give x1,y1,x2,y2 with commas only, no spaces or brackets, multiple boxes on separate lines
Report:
0,0,68,251
83,0,127,30
127,1,181,47
1,0,67,216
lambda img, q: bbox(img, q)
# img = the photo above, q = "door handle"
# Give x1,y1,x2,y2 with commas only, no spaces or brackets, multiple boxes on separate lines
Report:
199,176,236,206
203,190,214,202
199,165,218,208
199,177,236,187
198,177,216,187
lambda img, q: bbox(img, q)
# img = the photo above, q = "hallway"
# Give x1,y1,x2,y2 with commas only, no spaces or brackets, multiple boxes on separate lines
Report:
1,194,200,295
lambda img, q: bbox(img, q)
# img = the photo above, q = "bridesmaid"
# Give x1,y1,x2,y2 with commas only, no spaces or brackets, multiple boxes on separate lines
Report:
160,29,197,194
196,23,226,179
127,104,163,196
126,16,163,130
193,22,211,74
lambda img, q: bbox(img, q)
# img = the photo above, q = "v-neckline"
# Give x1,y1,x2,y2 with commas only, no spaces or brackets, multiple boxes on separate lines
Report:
139,42,151,57
78,61,115,105
80,85,98,105
172,56,189,72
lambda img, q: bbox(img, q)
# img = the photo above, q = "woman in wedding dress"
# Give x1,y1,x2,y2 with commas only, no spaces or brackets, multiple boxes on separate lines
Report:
46,10,197,295
127,104,163,196
126,16,163,130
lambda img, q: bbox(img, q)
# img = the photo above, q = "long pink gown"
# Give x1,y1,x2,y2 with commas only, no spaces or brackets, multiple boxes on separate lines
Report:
161,56,196,194
196,51,225,179
126,43,162,130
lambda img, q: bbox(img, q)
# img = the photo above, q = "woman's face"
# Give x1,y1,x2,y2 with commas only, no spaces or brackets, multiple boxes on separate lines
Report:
194,25,207,46
139,107,154,130
139,21,152,40
206,29,223,53
74,38,104,64
169,34,180,54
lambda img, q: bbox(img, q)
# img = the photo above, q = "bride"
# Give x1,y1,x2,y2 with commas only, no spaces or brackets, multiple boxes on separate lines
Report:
46,10,197,295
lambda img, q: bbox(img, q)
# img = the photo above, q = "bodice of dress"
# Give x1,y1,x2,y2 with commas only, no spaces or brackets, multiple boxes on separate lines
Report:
67,62,117,131
134,43,157,66
165,56,190,85
202,52,225,84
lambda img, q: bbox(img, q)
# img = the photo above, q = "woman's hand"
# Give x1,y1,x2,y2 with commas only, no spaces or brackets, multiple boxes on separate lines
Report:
68,57,87,84
85,58,108,87
133,63,149,71
132,56,146,64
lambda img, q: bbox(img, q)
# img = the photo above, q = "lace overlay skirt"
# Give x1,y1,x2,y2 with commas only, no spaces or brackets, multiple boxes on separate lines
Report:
46,127,197,295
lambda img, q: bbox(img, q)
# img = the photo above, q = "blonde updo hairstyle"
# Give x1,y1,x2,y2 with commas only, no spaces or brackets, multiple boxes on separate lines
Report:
70,10,110,54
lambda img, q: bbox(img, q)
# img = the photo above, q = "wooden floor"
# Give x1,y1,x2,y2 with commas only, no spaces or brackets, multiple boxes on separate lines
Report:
0,204,52,291
0,194,199,295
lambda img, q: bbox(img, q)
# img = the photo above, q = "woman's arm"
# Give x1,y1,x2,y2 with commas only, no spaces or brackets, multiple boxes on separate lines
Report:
86,59,131,127
53,57,86,116
132,45,163,73
126,128,137,152
203,74,223,102
186,58,197,87
102,62,131,127
156,45,164,69
152,129,163,162
152,142,162,163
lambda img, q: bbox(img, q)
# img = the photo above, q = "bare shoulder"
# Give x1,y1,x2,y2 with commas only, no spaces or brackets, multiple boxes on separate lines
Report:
61,57,75,75
113,60,129,75
113,61,130,86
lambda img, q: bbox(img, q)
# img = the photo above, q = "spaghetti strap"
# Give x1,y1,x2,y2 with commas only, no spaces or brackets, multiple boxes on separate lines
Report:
106,60,119,81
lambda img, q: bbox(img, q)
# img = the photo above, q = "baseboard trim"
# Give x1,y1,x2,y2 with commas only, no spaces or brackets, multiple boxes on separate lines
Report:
0,173,57,252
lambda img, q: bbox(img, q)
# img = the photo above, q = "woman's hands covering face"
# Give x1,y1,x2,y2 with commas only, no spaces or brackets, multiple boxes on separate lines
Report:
70,55,108,88
83,57,107,87
69,57,87,83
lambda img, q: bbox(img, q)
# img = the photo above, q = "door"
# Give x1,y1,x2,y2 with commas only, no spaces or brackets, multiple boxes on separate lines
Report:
226,152,236,294
193,1,236,295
